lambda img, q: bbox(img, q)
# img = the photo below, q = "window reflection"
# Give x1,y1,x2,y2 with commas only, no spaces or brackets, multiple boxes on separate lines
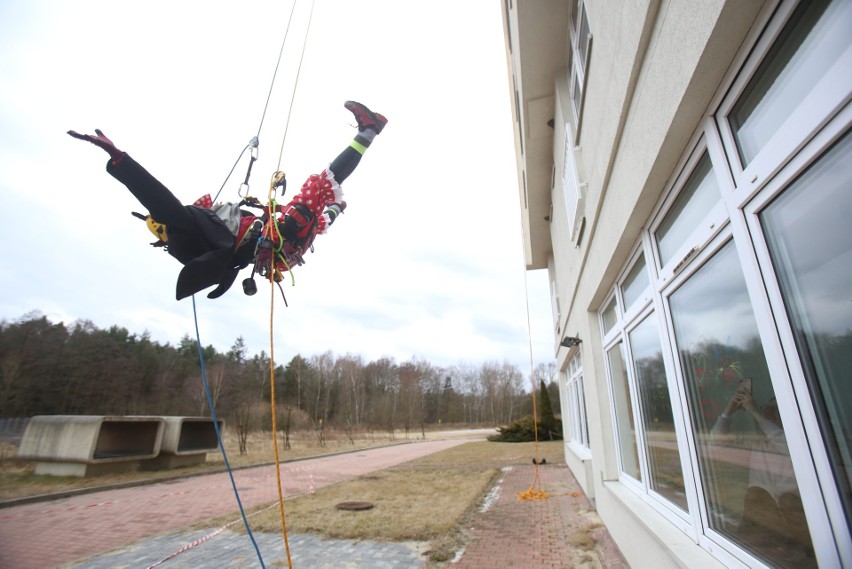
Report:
608,342,641,480
629,315,687,510
730,0,850,166
761,130,852,529
602,297,618,334
669,243,814,567
655,152,720,266
622,255,649,311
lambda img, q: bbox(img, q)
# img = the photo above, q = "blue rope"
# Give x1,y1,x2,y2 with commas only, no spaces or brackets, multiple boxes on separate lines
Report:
192,295,266,568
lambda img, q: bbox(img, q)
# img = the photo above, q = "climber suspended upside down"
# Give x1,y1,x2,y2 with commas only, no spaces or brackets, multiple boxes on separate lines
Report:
69,101,387,301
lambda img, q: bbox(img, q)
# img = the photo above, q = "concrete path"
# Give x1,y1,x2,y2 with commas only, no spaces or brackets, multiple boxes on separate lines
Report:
0,439,470,569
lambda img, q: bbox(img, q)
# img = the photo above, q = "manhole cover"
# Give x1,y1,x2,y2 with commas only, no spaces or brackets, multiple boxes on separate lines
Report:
335,501,374,511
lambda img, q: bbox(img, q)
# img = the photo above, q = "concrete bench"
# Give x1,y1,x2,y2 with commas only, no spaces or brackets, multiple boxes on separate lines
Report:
140,416,223,470
17,415,164,477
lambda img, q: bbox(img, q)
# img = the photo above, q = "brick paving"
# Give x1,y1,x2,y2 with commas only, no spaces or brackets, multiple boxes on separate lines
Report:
453,465,629,569
0,441,629,569
0,440,468,569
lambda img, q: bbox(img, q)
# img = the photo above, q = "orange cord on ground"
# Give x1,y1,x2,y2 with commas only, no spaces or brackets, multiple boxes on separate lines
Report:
517,271,549,502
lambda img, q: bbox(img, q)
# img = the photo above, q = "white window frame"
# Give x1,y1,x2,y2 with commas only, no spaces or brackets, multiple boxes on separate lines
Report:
595,2,850,564
550,269,561,335
562,353,590,457
562,123,586,244
601,255,696,532
647,135,728,283
715,0,852,201
568,0,592,130
618,244,653,325
741,107,852,566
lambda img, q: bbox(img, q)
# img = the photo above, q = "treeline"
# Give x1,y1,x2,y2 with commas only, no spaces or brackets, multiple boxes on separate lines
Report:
0,313,558,435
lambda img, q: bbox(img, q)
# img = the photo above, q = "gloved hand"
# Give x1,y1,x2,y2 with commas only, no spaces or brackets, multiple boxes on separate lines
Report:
67,128,123,160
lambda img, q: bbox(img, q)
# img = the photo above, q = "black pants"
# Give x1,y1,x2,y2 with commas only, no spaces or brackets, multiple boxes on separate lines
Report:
107,154,233,265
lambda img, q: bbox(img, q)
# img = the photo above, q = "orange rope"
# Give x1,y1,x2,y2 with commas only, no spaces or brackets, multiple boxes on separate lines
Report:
517,271,549,502
268,179,293,567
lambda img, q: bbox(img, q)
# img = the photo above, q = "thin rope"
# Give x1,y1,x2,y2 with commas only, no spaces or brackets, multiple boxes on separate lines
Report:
212,143,252,203
264,175,294,567
276,0,316,171
517,271,549,501
268,250,293,568
212,0,298,203
256,0,299,140
191,296,267,567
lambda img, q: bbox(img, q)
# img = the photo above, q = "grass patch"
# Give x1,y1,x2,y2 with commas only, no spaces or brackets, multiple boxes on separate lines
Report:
243,440,564,564
255,468,500,540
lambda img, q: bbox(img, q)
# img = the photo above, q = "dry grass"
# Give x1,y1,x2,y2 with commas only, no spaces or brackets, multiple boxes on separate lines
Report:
0,428,449,501
242,440,565,564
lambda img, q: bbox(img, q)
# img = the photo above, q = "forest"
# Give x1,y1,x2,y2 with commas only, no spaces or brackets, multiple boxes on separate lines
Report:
0,312,558,438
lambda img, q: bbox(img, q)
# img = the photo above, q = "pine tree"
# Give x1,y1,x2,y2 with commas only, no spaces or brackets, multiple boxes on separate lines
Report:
538,379,557,440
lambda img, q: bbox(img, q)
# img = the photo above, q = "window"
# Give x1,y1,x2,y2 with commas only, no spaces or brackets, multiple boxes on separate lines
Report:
759,129,852,528
591,0,849,565
601,297,618,336
629,314,687,511
568,0,592,122
728,0,851,167
654,151,721,267
621,254,650,313
563,354,589,450
601,255,689,515
550,274,561,333
562,124,585,240
607,341,641,480
668,242,814,565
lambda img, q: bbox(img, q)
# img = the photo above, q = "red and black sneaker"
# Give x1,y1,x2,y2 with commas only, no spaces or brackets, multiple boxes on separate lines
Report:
344,101,388,134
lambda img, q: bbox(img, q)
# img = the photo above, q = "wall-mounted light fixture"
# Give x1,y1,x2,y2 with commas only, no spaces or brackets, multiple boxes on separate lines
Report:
560,336,582,348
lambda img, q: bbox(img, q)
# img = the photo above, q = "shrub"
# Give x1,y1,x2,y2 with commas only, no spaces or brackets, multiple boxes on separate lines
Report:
488,415,539,442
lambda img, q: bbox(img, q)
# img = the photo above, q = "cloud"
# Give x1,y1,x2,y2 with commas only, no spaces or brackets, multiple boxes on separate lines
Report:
0,0,555,374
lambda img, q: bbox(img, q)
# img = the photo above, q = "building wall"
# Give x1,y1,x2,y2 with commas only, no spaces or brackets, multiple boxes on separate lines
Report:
508,0,852,567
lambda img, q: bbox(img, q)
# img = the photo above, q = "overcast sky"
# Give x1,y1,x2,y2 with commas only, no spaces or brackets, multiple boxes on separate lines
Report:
0,0,556,375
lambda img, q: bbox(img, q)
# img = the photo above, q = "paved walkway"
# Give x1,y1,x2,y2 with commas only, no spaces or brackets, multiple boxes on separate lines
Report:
0,441,629,568
452,465,628,569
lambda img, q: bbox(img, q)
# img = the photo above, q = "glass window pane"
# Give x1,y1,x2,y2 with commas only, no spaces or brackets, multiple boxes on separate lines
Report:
579,377,589,446
730,0,852,166
608,342,641,480
761,130,852,527
655,152,721,266
572,71,583,115
571,0,581,35
602,297,618,334
622,255,650,311
577,4,590,66
670,243,814,566
630,315,688,511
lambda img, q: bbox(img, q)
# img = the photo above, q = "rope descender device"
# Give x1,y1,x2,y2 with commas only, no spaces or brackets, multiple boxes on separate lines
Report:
240,169,293,300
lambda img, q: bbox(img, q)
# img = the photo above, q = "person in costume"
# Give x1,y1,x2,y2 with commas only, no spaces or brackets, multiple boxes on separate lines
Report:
68,101,387,300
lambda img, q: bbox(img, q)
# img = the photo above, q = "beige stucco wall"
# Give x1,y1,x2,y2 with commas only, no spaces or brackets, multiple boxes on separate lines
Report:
546,1,768,567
